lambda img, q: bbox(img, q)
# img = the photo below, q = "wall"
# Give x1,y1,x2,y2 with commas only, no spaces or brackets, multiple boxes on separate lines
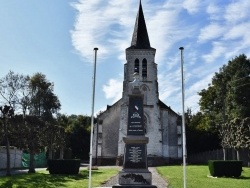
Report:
93,100,122,165
188,148,249,166
0,147,23,169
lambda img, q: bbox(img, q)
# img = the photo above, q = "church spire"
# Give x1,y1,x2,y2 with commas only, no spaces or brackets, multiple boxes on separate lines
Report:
129,0,151,49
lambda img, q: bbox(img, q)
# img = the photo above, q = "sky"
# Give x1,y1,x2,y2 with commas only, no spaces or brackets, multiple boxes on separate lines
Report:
0,0,250,116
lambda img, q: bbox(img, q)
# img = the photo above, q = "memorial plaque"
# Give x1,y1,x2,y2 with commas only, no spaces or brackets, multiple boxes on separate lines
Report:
124,144,146,169
127,96,144,135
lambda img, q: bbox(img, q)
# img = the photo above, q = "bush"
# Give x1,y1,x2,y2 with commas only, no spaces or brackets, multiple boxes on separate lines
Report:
208,160,243,177
48,159,80,175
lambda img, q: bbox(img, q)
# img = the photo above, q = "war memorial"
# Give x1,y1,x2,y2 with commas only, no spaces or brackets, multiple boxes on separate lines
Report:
112,73,157,187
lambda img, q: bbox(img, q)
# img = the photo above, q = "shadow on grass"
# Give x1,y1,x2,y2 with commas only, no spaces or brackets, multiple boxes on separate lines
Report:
0,170,104,188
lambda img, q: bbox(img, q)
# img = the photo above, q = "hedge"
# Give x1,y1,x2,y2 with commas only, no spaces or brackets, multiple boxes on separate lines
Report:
48,159,80,175
208,160,243,177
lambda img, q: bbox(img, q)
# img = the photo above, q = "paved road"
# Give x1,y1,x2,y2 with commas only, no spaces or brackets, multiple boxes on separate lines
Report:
99,167,168,187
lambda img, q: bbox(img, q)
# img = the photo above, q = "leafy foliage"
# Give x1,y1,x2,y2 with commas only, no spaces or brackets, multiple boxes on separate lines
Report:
198,54,250,152
67,115,91,160
185,110,220,154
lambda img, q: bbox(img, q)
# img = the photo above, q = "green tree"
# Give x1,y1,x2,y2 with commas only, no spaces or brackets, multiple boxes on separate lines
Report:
185,110,220,155
0,71,28,176
198,54,250,159
67,115,91,160
56,114,70,159
0,71,62,173
23,115,46,173
27,73,61,119
0,106,14,176
221,118,250,161
23,73,61,172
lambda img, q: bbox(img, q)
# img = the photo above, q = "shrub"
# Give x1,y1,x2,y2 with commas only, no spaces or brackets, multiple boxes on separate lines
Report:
208,160,243,177
48,159,80,175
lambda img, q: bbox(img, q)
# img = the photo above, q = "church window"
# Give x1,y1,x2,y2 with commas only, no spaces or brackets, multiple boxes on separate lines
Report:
142,58,147,77
134,59,139,73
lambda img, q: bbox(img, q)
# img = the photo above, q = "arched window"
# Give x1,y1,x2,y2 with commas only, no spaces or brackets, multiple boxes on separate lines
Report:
134,59,139,73
142,58,147,77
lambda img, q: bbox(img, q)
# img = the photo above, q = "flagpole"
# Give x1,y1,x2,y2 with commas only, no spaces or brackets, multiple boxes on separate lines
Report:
88,47,98,188
179,47,187,188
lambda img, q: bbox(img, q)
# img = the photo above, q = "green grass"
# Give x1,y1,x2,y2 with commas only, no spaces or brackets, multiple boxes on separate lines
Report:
157,165,250,188
0,168,118,188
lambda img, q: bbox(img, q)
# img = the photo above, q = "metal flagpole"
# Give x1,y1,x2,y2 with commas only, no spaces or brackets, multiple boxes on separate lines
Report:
88,47,98,188
179,47,187,188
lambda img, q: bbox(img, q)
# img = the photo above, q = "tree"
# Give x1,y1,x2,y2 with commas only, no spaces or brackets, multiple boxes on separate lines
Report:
220,118,250,161
199,54,250,159
199,54,250,127
22,115,46,173
185,110,220,155
23,73,61,169
0,71,62,173
56,114,70,159
0,71,28,176
67,115,91,160
0,71,29,108
27,73,61,119
0,105,14,176
43,121,66,160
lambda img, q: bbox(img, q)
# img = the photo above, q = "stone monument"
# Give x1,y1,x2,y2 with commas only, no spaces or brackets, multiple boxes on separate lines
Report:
113,73,157,188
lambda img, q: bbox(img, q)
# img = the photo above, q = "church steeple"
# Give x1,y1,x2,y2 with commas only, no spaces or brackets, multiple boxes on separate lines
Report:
129,0,152,49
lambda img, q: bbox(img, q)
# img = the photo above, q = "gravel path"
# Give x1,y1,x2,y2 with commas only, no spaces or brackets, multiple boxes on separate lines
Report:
100,167,168,187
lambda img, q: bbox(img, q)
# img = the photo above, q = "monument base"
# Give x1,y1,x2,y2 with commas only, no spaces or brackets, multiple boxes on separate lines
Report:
112,185,157,188
119,169,152,185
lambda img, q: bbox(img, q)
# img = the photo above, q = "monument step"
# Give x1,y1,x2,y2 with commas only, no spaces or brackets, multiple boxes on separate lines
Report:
112,185,157,188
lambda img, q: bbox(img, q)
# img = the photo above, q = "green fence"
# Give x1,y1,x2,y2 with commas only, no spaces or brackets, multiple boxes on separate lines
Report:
22,152,47,168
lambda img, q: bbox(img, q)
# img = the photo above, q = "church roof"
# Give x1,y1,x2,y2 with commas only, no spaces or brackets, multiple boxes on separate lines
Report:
158,100,180,117
128,0,153,49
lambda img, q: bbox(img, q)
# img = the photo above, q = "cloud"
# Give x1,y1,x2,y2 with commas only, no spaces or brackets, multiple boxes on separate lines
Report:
182,0,201,14
223,22,250,41
224,0,250,23
70,0,137,63
198,23,225,42
71,0,250,115
102,77,123,103
202,42,227,63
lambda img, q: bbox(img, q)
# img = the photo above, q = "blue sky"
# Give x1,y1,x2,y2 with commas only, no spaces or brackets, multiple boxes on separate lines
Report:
1,0,250,116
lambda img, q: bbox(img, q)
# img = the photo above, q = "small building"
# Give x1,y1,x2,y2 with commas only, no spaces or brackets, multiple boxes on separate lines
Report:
92,1,182,166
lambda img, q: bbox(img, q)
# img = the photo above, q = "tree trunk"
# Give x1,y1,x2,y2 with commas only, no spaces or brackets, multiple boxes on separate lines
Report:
248,150,250,167
4,119,11,176
223,148,226,160
59,147,64,160
28,147,36,173
236,150,240,161
5,137,11,176
48,146,53,160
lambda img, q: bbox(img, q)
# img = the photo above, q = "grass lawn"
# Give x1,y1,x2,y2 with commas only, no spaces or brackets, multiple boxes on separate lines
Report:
157,165,250,188
0,168,118,188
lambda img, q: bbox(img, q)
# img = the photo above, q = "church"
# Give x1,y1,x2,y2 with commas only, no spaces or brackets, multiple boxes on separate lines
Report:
92,1,182,166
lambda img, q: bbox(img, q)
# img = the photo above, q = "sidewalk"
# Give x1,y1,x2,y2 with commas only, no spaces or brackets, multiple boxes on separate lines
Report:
98,167,168,187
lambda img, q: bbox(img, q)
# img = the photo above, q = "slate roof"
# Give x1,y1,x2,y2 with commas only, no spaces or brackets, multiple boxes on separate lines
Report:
128,0,154,49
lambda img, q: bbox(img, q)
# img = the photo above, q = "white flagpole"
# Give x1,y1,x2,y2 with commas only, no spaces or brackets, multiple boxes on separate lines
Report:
179,47,187,188
88,47,98,188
